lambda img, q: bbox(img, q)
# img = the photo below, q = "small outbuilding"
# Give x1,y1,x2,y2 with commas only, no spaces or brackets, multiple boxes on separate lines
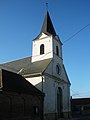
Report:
71,98,90,117
0,69,44,120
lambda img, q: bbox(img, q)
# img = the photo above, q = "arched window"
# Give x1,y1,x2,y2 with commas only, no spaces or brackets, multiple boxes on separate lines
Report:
56,64,61,75
40,44,44,55
56,46,59,56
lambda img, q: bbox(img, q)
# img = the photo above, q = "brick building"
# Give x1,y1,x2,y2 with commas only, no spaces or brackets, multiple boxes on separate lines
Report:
0,69,44,120
71,98,90,116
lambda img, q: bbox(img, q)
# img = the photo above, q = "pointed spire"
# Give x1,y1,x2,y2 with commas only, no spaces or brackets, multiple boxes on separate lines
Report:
41,11,56,36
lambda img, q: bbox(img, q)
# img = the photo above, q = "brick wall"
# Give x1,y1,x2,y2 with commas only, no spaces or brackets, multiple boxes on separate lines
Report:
71,98,90,116
0,91,44,120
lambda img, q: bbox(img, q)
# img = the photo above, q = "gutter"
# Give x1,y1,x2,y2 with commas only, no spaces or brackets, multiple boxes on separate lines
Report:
23,72,42,78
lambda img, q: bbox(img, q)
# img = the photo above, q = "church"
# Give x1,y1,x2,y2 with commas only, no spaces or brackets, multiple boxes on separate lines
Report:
0,11,71,120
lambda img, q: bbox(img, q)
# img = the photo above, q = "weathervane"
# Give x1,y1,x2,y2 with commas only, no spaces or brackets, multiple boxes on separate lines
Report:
46,2,48,10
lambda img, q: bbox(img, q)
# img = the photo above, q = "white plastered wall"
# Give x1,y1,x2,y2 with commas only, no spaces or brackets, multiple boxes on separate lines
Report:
32,33,53,62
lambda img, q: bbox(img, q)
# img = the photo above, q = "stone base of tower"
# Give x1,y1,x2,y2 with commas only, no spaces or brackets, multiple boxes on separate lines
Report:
44,112,71,120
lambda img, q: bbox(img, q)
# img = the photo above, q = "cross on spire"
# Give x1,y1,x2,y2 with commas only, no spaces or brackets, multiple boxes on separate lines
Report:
46,2,48,10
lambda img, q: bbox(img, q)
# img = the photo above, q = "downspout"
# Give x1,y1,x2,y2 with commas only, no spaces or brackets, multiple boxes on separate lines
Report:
42,76,44,92
42,75,44,120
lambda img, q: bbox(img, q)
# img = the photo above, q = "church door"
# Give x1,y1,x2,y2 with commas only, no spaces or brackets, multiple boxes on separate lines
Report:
57,87,63,118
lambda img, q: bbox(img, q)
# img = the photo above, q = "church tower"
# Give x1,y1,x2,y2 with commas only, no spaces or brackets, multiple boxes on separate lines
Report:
32,11,63,64
31,11,71,119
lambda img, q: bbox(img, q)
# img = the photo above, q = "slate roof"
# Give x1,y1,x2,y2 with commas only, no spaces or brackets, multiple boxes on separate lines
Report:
34,11,57,40
0,69,44,96
0,57,52,76
41,11,56,36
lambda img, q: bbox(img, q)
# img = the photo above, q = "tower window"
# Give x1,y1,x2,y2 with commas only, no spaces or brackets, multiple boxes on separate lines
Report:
40,44,44,55
56,64,61,75
56,46,59,56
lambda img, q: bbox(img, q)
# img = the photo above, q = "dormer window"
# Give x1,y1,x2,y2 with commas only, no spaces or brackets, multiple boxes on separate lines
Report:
56,46,59,56
40,44,44,55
